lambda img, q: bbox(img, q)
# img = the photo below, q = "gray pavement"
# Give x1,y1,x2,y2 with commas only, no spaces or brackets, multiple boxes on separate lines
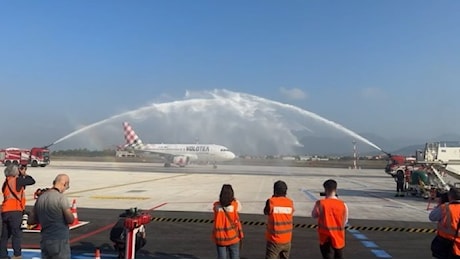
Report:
15,160,443,258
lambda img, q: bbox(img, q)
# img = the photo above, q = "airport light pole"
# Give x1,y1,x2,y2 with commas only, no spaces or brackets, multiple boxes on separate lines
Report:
353,140,358,170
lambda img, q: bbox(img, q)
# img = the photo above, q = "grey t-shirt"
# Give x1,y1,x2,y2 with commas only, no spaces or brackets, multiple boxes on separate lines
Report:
34,189,71,240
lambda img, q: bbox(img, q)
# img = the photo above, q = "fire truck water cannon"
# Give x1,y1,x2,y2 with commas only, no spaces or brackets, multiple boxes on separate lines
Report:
123,208,153,230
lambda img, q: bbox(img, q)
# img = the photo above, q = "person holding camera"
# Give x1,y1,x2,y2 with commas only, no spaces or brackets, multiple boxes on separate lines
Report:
28,174,74,259
110,208,147,258
263,180,294,259
312,179,348,259
0,164,36,259
429,187,460,258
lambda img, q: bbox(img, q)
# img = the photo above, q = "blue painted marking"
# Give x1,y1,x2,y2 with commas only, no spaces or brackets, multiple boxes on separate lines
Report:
347,226,392,258
353,233,368,240
7,249,118,259
8,249,41,259
361,240,378,248
72,252,118,259
301,188,318,201
371,249,392,258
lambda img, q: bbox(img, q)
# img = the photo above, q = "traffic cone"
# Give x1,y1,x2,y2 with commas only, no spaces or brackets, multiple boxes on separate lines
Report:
95,248,101,259
70,199,80,226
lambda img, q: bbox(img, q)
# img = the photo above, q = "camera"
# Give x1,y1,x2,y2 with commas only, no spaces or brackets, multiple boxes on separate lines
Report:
34,188,50,199
20,212,29,230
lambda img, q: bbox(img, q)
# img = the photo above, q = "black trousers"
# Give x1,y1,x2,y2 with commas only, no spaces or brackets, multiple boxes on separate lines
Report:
320,242,343,259
396,182,404,192
0,211,23,258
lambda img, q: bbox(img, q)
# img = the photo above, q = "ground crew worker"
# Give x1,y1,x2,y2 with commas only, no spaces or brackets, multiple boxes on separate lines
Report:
263,180,294,259
0,164,36,259
404,166,411,192
395,170,405,197
312,179,348,259
429,187,460,258
212,184,243,259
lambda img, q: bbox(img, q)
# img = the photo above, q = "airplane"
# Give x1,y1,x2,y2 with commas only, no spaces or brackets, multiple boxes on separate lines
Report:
122,122,236,168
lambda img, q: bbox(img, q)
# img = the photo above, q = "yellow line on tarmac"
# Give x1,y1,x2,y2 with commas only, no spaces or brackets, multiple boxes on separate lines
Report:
66,174,189,195
26,174,189,201
90,196,150,200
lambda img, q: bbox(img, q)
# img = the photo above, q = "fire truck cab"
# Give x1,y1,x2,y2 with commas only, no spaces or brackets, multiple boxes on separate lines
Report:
385,154,416,178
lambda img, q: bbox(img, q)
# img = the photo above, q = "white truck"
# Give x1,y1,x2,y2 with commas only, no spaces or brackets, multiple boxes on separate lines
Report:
385,141,460,199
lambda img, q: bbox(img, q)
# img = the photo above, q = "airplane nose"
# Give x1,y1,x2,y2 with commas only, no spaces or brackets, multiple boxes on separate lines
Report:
228,152,236,160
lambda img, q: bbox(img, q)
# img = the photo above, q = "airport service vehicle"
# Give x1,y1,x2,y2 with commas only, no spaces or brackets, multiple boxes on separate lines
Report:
0,147,50,167
384,142,460,198
122,122,236,168
385,154,417,178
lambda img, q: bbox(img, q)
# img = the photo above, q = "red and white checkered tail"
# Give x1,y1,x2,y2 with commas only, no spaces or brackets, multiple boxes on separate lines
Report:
122,122,143,149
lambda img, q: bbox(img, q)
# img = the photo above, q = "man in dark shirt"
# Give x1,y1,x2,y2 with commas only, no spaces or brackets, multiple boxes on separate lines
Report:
395,170,405,197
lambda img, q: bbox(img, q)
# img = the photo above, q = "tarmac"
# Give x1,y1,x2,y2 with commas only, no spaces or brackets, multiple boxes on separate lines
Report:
8,160,451,258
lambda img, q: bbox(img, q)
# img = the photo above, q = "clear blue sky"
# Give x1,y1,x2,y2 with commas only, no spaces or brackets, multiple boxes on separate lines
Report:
1,0,459,151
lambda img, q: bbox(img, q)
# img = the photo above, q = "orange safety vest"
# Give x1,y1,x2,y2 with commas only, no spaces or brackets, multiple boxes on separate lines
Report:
2,176,25,212
317,198,347,249
212,200,243,246
436,203,460,256
265,196,294,244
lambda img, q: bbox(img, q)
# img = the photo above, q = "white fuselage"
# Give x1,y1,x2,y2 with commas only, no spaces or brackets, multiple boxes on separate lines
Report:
136,143,236,162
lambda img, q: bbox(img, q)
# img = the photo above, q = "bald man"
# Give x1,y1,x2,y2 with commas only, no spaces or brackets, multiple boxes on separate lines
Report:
29,174,74,259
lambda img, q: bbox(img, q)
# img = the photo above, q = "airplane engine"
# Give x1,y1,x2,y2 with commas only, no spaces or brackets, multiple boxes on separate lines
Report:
173,156,189,167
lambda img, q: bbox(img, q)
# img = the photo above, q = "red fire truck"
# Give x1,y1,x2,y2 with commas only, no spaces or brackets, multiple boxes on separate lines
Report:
0,147,50,167
384,154,417,177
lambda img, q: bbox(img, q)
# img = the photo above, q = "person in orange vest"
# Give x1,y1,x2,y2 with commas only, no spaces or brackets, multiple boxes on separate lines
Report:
0,164,36,259
429,187,460,258
212,184,244,259
312,179,348,259
263,180,294,259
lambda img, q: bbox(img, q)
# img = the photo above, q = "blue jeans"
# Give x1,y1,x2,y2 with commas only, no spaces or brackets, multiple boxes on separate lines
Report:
217,243,239,259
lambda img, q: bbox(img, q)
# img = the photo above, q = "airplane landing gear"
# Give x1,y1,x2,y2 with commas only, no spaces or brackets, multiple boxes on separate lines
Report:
213,163,217,169
164,162,171,167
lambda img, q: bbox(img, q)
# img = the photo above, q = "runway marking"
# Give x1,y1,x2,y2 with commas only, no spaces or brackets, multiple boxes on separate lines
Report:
300,188,318,201
65,174,189,196
366,192,427,213
149,216,436,233
337,177,368,188
90,196,150,200
69,222,116,244
346,223,392,258
7,248,119,259
23,221,90,233
362,241,378,248
285,187,391,258
371,249,392,258
25,174,188,201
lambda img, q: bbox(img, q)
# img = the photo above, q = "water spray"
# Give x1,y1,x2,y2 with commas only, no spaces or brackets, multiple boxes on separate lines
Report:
48,89,385,154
